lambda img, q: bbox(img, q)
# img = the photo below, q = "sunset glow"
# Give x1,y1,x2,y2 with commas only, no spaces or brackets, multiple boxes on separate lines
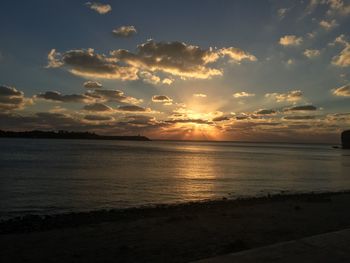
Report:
1,0,350,142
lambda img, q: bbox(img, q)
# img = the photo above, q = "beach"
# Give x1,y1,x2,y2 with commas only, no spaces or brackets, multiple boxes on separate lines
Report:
1,191,350,262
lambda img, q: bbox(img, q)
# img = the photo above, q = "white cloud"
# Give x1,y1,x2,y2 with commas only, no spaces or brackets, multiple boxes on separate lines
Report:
277,8,289,19
219,47,257,63
319,19,338,30
86,2,112,14
193,93,207,98
304,49,321,58
331,35,350,67
332,84,350,97
265,90,303,102
279,35,303,46
233,92,255,98
162,78,174,85
112,26,137,37
139,71,161,85
46,49,63,68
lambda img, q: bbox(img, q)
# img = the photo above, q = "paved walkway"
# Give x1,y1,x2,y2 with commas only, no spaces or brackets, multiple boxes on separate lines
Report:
194,228,350,263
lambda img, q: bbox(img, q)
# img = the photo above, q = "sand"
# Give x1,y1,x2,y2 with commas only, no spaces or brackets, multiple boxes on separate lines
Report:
1,191,350,262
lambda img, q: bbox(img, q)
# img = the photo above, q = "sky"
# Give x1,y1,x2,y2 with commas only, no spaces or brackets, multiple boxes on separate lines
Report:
0,0,350,143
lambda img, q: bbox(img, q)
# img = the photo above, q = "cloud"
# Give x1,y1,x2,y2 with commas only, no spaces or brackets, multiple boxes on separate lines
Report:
84,115,113,121
36,91,92,103
326,0,350,16
49,41,256,81
112,26,137,37
286,59,294,65
139,71,161,85
285,105,317,111
83,103,113,112
279,35,303,46
162,78,174,85
303,49,321,58
319,19,338,30
111,40,222,79
86,89,142,104
218,47,257,63
256,109,276,115
306,0,350,16
117,105,147,112
277,8,289,19
212,116,231,122
111,40,256,79
193,93,207,98
165,118,213,125
265,90,303,102
332,84,350,97
233,91,255,98
118,115,157,126
86,2,112,14
0,85,27,110
46,49,63,68
152,95,172,102
283,115,317,120
46,48,138,80
83,80,102,89
331,36,350,67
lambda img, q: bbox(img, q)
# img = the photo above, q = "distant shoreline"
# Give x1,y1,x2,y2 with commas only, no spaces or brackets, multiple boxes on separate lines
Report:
0,130,151,141
1,191,350,262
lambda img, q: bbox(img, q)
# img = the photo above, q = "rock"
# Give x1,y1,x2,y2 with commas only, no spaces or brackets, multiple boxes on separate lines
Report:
341,130,350,149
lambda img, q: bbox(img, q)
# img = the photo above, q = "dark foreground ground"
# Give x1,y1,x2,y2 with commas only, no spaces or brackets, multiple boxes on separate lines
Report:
1,192,350,263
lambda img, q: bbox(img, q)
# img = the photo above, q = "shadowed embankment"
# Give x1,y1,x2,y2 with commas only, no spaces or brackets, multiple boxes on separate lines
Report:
1,191,350,262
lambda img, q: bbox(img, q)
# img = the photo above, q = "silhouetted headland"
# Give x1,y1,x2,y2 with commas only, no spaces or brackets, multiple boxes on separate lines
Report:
342,130,350,149
0,130,151,141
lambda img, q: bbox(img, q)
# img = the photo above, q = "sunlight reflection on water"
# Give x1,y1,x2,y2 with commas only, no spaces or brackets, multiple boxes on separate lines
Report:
0,138,349,218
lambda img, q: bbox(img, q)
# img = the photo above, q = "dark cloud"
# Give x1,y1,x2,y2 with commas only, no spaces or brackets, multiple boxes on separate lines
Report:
111,40,219,79
36,89,142,106
47,49,138,80
152,95,172,102
86,89,141,104
283,115,317,120
84,115,113,121
117,105,146,112
286,105,317,111
36,91,91,103
256,109,276,115
212,116,231,122
83,103,113,112
235,115,250,120
111,40,256,79
83,80,102,89
48,40,256,81
0,85,27,110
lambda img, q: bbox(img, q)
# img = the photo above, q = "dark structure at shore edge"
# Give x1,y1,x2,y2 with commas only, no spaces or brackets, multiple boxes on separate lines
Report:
0,130,151,141
341,130,350,149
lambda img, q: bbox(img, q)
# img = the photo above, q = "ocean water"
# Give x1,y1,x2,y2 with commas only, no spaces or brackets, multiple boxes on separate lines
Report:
0,138,349,219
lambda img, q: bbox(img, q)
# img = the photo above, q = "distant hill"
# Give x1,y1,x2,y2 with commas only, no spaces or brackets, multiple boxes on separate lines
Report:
0,130,151,141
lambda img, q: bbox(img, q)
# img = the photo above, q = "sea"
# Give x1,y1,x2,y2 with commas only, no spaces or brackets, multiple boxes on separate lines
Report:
1,138,349,219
